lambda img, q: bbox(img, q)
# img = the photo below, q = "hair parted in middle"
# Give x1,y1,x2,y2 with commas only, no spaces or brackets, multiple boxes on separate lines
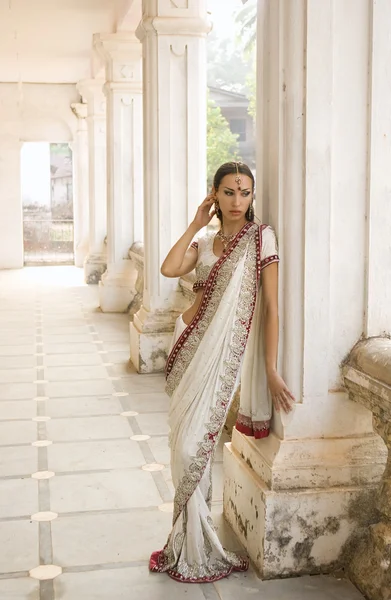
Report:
213,161,255,223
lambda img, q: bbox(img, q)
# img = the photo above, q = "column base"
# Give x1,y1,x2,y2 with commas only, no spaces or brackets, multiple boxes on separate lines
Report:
129,305,179,373
223,428,386,578
84,253,107,285
99,262,137,313
349,522,391,600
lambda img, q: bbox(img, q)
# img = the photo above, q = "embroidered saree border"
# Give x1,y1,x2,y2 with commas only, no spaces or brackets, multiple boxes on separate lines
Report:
170,227,260,526
165,221,255,391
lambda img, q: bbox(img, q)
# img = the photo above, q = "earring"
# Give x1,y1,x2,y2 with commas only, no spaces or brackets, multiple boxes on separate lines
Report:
246,204,254,221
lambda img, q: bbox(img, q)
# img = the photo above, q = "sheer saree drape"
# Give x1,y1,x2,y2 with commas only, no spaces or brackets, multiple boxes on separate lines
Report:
150,222,274,583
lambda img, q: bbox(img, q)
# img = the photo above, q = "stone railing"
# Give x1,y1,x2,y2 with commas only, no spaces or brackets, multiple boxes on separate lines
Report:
343,337,391,600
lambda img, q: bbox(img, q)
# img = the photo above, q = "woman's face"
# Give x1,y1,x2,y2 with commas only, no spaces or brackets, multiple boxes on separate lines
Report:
214,173,253,222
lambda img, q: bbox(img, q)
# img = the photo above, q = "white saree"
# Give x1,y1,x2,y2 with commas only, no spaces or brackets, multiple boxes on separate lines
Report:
150,222,279,583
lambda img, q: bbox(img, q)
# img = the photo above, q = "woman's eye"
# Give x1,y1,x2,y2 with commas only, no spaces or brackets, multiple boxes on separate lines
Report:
224,191,233,196
242,192,250,197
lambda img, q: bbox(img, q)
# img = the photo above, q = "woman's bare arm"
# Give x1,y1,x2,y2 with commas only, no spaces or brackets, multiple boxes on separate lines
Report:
160,222,200,278
161,194,216,278
262,263,295,413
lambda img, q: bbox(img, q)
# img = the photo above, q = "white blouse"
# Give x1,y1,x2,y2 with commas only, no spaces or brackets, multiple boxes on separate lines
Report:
190,225,279,292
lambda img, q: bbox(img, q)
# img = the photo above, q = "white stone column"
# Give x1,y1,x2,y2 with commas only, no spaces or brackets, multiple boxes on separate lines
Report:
0,137,23,269
130,0,210,372
70,102,89,268
223,0,387,578
77,80,107,284
94,33,144,313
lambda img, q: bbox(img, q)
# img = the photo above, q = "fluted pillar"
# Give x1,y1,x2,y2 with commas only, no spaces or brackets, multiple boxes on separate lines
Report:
71,102,89,268
223,0,387,578
93,33,143,313
129,0,210,372
77,79,107,284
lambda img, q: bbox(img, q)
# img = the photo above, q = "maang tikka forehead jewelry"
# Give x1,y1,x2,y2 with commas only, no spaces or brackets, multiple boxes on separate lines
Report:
234,161,242,189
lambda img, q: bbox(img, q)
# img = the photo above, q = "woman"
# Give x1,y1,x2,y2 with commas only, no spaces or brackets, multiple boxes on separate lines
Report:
150,162,294,583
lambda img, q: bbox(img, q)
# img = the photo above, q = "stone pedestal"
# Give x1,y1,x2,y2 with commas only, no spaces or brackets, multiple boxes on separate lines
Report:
94,33,143,313
130,0,210,372
223,0,390,578
77,79,107,284
343,338,391,600
70,102,89,268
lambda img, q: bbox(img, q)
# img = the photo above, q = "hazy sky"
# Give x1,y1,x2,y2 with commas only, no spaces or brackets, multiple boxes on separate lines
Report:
207,0,243,37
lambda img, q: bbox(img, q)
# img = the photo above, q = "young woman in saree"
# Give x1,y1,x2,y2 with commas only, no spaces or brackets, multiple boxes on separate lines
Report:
150,162,295,583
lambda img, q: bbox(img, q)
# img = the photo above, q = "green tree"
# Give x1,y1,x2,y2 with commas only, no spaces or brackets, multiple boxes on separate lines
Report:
207,94,241,188
246,66,256,123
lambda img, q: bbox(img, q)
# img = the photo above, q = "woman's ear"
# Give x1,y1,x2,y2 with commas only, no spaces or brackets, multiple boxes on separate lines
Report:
211,185,216,196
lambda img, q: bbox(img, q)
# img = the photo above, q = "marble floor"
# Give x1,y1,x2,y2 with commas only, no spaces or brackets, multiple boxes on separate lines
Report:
0,267,365,600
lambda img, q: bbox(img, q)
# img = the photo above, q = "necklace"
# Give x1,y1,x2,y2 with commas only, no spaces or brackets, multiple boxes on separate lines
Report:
216,229,236,253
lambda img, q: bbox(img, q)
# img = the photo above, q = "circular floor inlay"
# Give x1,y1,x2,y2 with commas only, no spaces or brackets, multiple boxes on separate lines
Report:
32,440,52,447
98,350,108,354
113,392,129,397
121,411,139,417
103,363,114,367
94,340,104,344
131,434,150,442
31,511,58,522
36,366,44,370
34,353,45,357
31,470,55,480
34,396,49,402
33,380,48,385
32,416,51,422
108,376,120,381
142,463,165,472
29,565,62,581
158,503,174,513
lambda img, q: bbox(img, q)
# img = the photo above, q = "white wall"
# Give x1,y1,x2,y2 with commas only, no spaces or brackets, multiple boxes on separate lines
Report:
0,83,78,268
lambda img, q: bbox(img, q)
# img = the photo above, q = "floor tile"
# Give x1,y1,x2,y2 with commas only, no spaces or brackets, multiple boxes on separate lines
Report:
46,380,114,398
51,511,172,567
0,421,37,445
44,343,97,355
45,365,108,382
0,479,39,518
48,439,146,472
146,436,170,465
0,383,36,400
0,400,36,420
0,356,36,369
46,415,132,441
50,469,162,512
135,413,169,436
44,353,102,367
0,445,38,477
54,566,206,600
43,334,93,344
0,345,36,356
0,577,40,599
0,520,39,572
214,573,366,600
0,368,36,383
46,397,121,418
121,393,169,414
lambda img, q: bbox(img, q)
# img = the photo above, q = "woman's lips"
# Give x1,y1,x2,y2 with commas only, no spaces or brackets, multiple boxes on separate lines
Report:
230,211,242,215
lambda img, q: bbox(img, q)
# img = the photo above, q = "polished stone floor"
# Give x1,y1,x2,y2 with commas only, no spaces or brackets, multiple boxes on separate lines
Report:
0,267,365,600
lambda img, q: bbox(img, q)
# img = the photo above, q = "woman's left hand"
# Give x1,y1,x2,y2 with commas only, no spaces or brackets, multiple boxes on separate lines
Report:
267,371,295,413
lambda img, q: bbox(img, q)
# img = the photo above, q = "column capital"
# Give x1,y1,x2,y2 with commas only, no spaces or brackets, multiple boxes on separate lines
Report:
136,16,211,42
76,79,106,117
93,33,142,84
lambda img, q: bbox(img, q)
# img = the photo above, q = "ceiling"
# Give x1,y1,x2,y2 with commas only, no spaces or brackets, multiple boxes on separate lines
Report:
0,0,141,84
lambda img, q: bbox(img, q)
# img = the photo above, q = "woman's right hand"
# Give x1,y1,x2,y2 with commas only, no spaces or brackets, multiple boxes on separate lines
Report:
192,193,216,230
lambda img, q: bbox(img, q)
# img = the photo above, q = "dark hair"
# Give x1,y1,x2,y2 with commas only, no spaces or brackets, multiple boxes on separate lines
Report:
213,161,255,222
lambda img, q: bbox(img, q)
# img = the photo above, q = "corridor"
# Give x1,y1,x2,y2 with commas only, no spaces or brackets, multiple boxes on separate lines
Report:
0,267,365,600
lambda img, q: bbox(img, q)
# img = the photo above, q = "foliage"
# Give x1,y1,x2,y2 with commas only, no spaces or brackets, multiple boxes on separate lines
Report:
235,0,257,55
207,30,250,94
207,93,241,188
